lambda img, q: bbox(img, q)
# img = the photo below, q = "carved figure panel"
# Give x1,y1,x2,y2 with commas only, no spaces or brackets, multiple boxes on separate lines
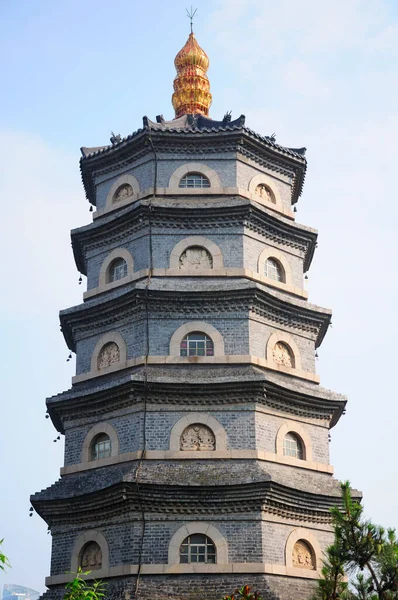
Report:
80,541,102,571
179,246,213,270
180,424,216,451
97,342,120,370
113,184,134,203
255,183,275,203
292,540,315,570
272,342,294,368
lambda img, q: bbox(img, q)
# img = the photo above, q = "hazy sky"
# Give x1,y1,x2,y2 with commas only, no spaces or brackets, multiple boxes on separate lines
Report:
1,0,398,593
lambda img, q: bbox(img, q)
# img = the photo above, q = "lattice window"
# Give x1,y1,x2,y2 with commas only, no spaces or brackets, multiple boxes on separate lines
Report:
292,540,315,570
265,258,284,282
180,534,216,564
91,433,112,460
79,541,102,571
283,432,304,460
108,258,128,282
180,332,214,357
179,173,211,188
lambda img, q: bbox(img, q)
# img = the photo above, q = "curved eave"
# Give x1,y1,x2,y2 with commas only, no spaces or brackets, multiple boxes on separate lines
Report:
59,283,331,353
31,479,358,526
71,201,318,276
46,365,346,435
80,123,307,206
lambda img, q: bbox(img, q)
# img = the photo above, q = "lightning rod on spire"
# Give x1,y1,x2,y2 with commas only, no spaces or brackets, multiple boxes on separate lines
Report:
186,6,197,33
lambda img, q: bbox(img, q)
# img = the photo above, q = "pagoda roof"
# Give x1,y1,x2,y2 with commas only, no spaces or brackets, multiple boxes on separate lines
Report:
46,364,346,434
31,463,360,527
71,198,318,276
80,113,307,206
59,278,332,352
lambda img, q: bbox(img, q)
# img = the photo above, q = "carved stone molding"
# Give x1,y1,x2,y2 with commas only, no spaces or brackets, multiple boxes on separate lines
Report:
292,540,315,570
180,424,216,451
98,342,120,370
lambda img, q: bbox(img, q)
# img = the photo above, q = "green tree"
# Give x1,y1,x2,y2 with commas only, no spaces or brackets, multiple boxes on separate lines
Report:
63,569,107,600
0,539,10,571
312,482,398,600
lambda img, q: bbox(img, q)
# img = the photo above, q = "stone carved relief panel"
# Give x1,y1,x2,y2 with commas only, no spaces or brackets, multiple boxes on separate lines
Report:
292,540,315,570
272,342,294,368
113,184,134,203
97,342,120,370
179,246,213,270
180,424,216,451
80,542,102,571
255,184,275,203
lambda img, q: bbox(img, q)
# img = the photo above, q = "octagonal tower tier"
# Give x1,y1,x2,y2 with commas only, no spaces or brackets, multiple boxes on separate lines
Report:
31,33,360,600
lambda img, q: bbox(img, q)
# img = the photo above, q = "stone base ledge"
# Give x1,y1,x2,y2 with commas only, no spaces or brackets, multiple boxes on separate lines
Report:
83,268,307,301
60,449,333,476
93,187,295,221
45,563,321,585
72,355,319,385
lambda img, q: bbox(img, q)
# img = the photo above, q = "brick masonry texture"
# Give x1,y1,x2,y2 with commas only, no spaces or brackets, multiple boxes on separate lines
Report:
40,573,318,600
37,129,345,600
63,406,329,466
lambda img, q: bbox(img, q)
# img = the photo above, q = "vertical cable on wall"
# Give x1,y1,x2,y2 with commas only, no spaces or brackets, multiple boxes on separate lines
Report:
134,131,157,599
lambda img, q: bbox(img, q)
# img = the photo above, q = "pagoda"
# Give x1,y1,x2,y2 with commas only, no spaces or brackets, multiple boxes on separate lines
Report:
31,27,357,600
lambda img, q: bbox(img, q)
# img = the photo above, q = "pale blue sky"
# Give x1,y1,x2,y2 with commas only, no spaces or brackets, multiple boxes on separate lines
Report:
1,0,398,593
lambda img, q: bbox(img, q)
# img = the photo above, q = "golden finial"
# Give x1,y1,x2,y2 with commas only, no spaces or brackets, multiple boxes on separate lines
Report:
171,9,212,118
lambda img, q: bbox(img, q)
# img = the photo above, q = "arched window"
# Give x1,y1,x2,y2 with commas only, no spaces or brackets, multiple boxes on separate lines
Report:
255,183,276,203
180,534,216,564
180,424,216,451
283,432,304,460
264,257,284,282
97,342,120,370
179,173,211,189
272,341,294,368
91,433,112,460
113,183,134,203
180,332,214,357
79,541,102,571
292,540,315,570
107,257,128,283
179,246,213,270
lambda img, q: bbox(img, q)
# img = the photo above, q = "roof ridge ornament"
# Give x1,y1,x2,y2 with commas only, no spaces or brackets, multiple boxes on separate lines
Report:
172,10,212,119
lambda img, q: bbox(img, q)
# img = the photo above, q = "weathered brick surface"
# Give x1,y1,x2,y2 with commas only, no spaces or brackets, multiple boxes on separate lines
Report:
41,137,341,600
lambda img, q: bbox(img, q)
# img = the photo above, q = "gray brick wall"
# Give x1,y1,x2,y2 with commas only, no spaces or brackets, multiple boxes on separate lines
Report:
63,407,330,468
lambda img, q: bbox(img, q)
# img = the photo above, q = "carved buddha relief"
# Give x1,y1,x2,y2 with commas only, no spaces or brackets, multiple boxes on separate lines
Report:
180,424,216,451
97,342,120,370
255,184,275,203
179,246,213,270
80,541,102,571
272,342,294,368
113,183,134,203
292,540,315,570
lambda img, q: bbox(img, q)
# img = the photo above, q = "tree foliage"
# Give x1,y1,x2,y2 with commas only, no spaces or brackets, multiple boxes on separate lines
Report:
223,585,263,600
63,569,107,600
0,539,10,572
312,482,398,600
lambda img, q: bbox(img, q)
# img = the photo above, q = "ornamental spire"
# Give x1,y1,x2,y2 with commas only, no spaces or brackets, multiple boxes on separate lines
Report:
171,12,212,119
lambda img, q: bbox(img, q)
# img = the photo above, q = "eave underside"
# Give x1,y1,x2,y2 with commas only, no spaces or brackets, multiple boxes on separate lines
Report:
80,126,307,206
31,479,353,527
46,366,346,435
71,200,318,276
